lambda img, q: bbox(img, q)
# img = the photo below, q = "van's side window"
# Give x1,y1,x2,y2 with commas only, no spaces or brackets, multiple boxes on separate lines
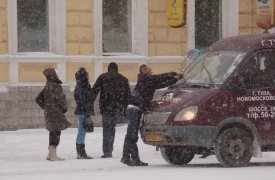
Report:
261,53,275,88
238,52,275,89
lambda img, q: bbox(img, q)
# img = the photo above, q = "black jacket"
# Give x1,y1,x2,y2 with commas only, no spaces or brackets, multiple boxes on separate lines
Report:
74,68,95,116
130,72,178,111
92,71,130,114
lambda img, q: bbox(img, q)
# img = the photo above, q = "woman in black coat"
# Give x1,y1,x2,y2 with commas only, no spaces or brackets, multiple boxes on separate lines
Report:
74,67,95,159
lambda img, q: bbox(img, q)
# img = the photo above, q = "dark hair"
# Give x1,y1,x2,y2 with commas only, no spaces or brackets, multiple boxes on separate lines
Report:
43,68,62,84
75,67,89,82
139,64,147,73
108,62,118,72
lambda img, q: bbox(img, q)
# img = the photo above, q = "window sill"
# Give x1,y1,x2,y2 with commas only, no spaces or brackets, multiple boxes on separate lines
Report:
97,54,147,61
14,52,65,58
8,53,66,62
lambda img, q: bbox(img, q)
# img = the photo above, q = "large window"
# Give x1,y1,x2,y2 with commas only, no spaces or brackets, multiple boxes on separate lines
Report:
238,52,275,89
8,0,66,54
17,0,49,52
195,0,222,50
102,0,132,54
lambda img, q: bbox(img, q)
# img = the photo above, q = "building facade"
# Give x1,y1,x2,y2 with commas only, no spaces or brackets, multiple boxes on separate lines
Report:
0,0,271,130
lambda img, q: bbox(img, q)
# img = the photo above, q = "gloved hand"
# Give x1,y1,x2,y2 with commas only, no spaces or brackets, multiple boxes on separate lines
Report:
175,73,183,80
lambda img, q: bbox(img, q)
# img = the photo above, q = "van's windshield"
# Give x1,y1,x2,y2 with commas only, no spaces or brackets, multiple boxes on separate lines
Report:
177,50,247,87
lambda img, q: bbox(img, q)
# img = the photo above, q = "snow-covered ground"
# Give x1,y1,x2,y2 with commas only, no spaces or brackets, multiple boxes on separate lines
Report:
0,125,275,180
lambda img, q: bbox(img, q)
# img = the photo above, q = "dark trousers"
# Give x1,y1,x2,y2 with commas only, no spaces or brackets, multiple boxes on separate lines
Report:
102,112,119,154
122,105,142,160
49,131,61,147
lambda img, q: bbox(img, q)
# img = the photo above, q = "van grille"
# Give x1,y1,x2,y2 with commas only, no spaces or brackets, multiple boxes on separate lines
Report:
144,112,171,124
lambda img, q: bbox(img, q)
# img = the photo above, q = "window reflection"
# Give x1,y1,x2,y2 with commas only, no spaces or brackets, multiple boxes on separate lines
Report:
103,0,132,54
17,0,49,52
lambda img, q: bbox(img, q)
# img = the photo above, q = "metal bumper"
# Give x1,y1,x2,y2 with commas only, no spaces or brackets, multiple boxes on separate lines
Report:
140,125,218,148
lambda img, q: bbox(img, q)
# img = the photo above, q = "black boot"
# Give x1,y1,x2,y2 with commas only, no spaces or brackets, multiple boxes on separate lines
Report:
131,158,148,166
101,153,112,158
130,144,148,166
120,156,134,166
76,144,92,159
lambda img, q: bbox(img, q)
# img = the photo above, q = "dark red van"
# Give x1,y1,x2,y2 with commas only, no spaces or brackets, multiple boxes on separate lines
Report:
140,33,275,167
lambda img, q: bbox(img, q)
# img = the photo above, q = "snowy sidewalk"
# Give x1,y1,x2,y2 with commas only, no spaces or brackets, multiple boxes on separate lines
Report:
0,125,275,180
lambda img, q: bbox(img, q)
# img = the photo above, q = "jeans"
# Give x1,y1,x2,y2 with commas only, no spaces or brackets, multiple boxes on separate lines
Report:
76,114,87,144
49,131,61,147
102,112,119,155
122,105,142,160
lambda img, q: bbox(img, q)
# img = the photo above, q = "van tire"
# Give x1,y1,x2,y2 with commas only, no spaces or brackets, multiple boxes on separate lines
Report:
160,146,194,165
214,127,253,167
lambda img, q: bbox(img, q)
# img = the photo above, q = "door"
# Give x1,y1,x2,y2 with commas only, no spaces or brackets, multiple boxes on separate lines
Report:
234,51,275,140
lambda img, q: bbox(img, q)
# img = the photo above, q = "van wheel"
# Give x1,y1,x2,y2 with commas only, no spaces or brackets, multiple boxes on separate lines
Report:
160,146,194,165
214,128,253,167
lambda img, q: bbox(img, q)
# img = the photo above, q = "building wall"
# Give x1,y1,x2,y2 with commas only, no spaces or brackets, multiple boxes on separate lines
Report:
0,85,83,131
65,0,185,83
1,0,272,130
67,62,95,82
148,0,187,56
66,0,94,56
0,0,7,54
239,0,264,35
0,0,192,85
0,0,8,83
0,0,186,130
66,0,95,82
18,63,56,82
103,63,140,82
0,62,8,82
0,0,271,83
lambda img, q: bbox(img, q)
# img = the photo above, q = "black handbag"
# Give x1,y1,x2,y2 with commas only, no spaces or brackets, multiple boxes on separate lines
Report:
83,116,94,133
35,89,45,109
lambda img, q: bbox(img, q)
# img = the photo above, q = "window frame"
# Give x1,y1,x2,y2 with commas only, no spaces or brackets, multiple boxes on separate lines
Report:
94,0,148,57
236,51,275,90
102,0,132,54
8,0,66,55
187,0,239,50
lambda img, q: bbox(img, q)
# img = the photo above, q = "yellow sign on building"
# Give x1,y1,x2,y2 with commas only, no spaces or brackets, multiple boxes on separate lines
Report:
166,0,187,27
256,0,275,29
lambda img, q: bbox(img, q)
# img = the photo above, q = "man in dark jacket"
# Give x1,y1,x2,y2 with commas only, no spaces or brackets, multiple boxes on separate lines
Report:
92,62,130,158
43,68,71,161
74,67,95,159
121,64,182,166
